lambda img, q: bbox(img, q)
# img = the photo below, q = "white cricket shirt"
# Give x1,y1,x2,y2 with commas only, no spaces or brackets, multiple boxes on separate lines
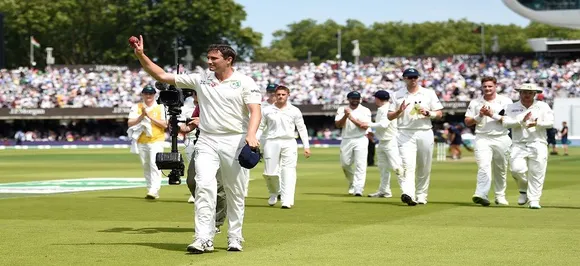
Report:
335,105,372,139
369,104,397,141
175,69,262,134
262,99,275,108
465,94,513,136
259,104,310,149
389,87,443,130
502,100,554,144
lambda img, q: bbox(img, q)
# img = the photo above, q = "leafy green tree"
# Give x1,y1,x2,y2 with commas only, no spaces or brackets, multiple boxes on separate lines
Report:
255,18,580,62
0,0,262,68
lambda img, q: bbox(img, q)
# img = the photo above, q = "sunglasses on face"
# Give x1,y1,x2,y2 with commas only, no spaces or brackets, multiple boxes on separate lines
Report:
405,77,418,80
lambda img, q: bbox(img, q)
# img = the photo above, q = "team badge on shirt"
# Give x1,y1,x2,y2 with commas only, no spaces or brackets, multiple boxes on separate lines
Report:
230,80,241,89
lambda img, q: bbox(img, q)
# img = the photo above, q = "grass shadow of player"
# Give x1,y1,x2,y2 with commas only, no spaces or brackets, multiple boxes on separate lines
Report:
245,204,276,208
54,242,228,253
97,196,191,204
98,227,193,234
302,192,354,198
343,200,418,207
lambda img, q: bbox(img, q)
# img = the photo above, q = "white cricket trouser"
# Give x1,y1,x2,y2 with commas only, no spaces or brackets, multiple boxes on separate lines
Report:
376,138,403,194
263,138,298,206
510,142,548,202
260,136,280,196
473,135,511,199
183,137,196,163
137,142,165,195
397,129,434,201
340,136,369,193
193,132,248,241
242,168,251,197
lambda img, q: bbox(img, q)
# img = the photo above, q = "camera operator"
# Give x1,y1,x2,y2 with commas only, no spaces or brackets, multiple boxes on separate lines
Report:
127,85,168,199
181,93,198,203
131,36,262,253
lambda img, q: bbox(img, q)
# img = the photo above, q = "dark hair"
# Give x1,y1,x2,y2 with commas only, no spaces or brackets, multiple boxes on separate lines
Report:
207,44,237,64
275,85,290,94
481,76,497,84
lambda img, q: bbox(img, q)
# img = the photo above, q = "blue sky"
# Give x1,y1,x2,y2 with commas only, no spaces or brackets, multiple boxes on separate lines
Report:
236,0,531,46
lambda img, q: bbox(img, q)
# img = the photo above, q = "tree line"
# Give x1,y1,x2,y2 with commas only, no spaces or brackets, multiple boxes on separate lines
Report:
1,0,580,68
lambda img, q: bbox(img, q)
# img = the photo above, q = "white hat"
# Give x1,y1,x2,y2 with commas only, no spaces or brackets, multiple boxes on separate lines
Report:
516,83,542,93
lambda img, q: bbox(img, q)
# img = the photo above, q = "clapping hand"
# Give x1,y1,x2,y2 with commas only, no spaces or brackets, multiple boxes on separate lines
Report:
398,100,410,115
527,118,538,128
480,105,493,117
141,106,148,118
344,108,351,117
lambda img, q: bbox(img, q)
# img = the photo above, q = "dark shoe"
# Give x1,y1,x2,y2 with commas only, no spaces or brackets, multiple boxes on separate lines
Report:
472,196,490,206
401,194,417,206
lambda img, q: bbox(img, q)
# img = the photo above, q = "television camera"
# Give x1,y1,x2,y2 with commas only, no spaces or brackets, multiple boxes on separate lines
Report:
154,81,195,185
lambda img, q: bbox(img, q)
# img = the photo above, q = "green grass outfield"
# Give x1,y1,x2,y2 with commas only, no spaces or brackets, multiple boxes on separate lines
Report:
0,147,579,266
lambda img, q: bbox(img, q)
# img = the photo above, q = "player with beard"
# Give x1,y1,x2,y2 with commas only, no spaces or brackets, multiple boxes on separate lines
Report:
335,91,372,196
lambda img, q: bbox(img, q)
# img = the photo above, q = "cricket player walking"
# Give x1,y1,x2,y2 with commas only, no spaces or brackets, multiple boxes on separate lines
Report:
388,68,443,206
464,76,513,206
132,36,262,253
365,90,403,198
179,111,227,234
258,83,284,205
335,91,372,196
500,83,554,209
127,85,168,199
258,85,311,208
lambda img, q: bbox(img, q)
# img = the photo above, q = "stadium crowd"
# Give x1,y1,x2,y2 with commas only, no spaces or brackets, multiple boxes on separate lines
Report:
1,55,579,109
1,55,578,142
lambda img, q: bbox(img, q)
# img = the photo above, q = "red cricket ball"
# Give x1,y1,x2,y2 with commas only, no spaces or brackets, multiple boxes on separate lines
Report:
128,36,139,47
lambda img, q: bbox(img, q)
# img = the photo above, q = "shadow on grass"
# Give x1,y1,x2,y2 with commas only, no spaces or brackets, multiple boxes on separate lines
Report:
54,242,228,253
343,200,425,207
97,196,192,204
344,200,580,210
245,204,276,208
302,192,353,198
244,196,267,200
98,227,193,234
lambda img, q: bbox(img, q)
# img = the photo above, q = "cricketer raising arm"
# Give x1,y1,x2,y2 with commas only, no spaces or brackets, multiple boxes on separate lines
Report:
388,68,443,206
499,83,554,209
335,91,372,196
258,85,311,208
131,35,262,253
464,76,513,207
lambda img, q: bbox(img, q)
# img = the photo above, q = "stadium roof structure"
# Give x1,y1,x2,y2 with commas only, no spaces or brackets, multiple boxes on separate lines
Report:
527,38,580,52
503,0,580,29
